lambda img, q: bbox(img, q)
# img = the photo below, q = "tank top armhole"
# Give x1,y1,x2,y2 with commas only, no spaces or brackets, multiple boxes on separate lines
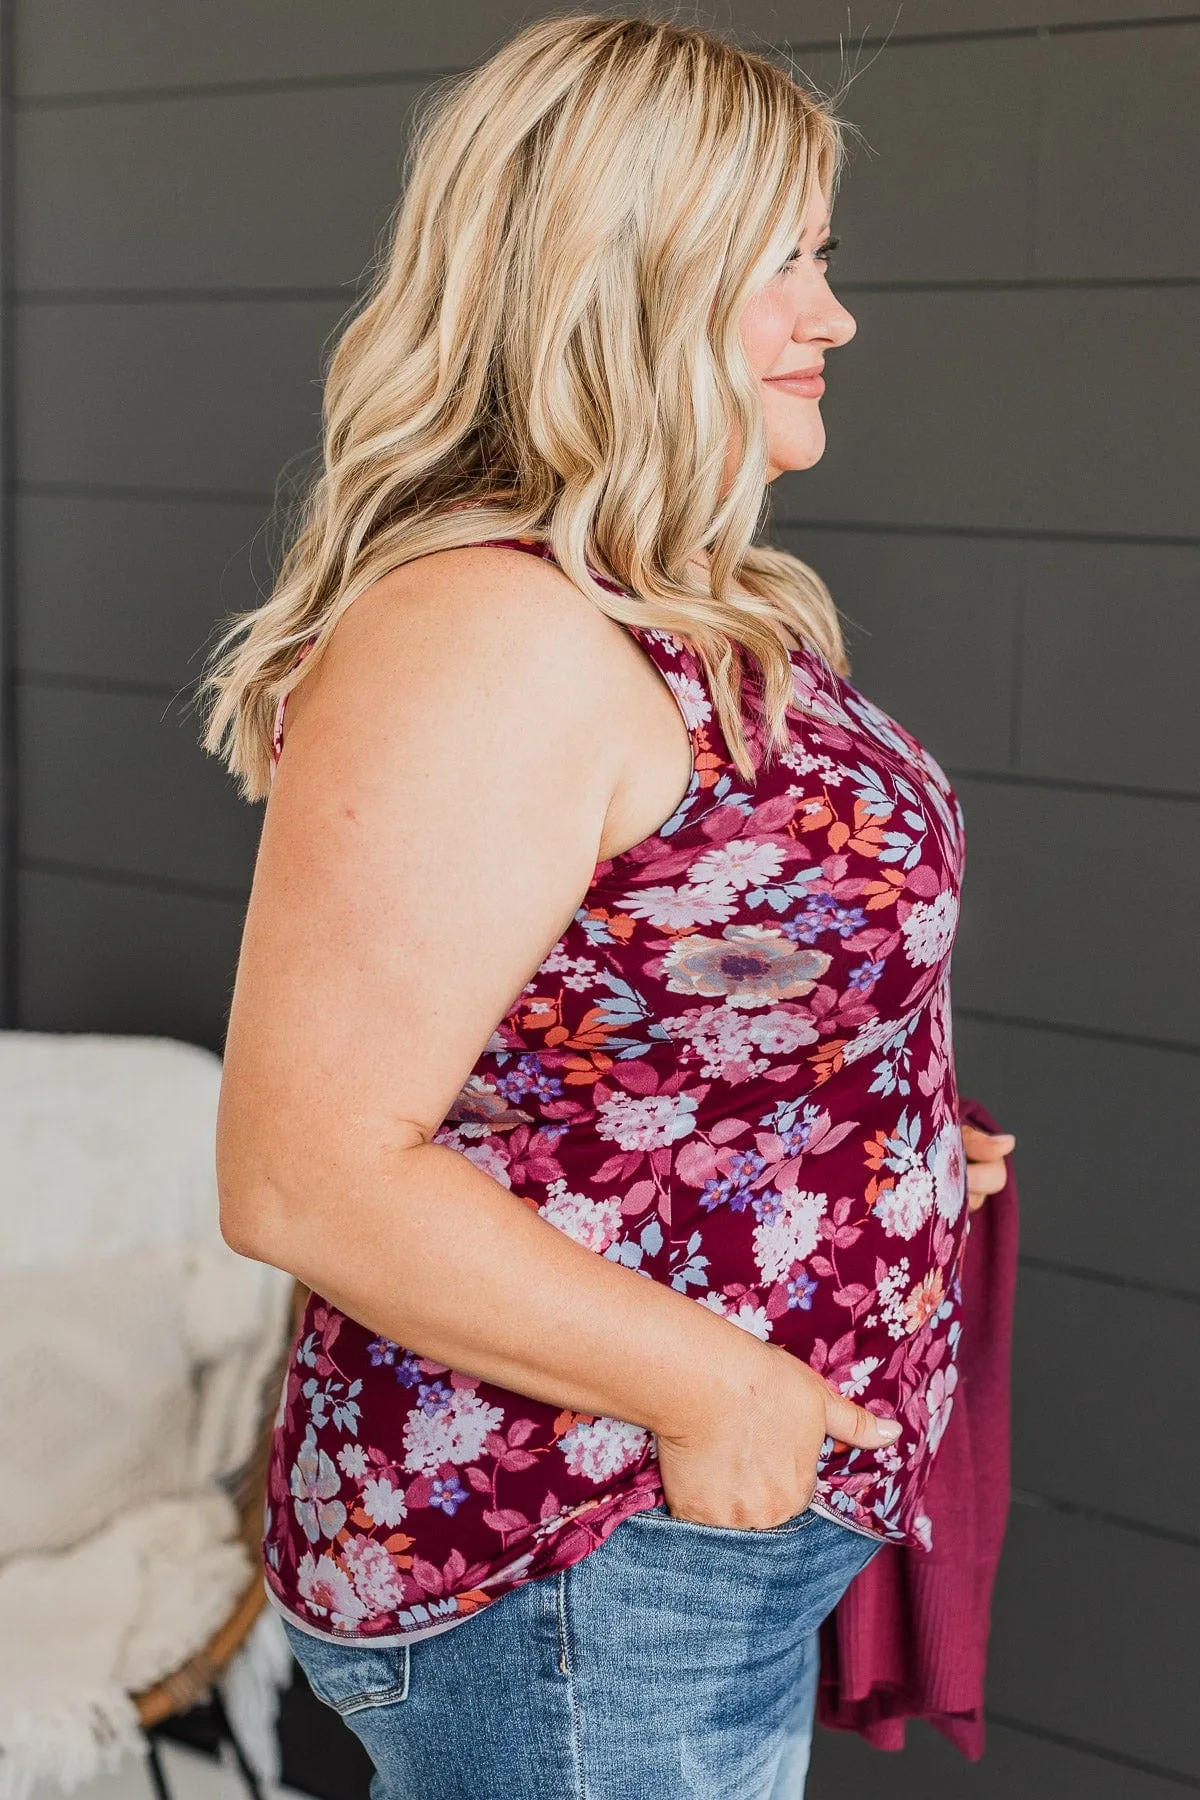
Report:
270,636,318,773
471,537,714,877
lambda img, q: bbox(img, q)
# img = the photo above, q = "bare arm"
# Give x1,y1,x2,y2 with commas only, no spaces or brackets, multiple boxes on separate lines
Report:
217,548,897,1527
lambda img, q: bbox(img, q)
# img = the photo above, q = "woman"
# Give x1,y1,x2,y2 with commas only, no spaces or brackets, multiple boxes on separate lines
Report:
204,15,1014,1797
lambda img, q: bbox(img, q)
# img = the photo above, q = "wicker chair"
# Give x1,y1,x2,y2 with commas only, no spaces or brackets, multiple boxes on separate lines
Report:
132,1282,309,1800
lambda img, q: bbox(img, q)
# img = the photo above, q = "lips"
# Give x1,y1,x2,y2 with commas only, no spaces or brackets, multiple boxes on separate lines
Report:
765,366,826,397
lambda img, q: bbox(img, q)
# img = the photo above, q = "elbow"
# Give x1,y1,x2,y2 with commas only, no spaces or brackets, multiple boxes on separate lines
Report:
218,1186,276,1265
217,1161,296,1268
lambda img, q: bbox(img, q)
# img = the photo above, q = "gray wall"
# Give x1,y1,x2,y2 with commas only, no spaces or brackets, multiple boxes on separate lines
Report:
2,3,1196,1793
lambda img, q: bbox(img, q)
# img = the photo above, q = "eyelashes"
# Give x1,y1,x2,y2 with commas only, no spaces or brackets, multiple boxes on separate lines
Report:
782,235,840,271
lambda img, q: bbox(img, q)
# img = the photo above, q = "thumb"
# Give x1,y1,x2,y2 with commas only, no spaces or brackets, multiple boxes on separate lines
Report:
823,1390,903,1450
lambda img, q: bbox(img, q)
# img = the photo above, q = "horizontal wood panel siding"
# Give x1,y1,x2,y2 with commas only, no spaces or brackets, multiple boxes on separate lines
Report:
7,3,1195,1792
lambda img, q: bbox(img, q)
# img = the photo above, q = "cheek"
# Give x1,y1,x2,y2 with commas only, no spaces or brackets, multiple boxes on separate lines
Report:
738,288,794,380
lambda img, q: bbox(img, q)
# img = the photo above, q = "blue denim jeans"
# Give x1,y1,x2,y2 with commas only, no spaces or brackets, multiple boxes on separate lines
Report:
281,1502,880,1800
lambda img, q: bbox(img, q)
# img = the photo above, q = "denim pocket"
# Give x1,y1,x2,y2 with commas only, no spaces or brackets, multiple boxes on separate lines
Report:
282,1617,410,1715
629,1501,817,1539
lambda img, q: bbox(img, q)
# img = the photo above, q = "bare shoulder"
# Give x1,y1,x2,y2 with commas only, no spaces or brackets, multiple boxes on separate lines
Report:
300,543,627,729
271,542,686,876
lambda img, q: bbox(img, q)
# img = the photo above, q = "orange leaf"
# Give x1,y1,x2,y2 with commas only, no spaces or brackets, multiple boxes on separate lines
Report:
827,821,851,851
453,1591,493,1614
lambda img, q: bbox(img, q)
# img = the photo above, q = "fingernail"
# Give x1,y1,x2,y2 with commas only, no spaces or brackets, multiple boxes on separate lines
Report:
879,1420,902,1440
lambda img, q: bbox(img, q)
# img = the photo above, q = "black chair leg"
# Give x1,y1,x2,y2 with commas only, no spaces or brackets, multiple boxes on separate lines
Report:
143,1732,175,1800
210,1686,268,1800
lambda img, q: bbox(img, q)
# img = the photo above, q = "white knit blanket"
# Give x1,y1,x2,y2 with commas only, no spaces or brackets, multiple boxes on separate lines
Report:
0,1032,294,1799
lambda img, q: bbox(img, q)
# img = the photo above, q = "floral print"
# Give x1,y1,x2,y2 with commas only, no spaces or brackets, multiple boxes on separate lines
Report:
263,536,969,1643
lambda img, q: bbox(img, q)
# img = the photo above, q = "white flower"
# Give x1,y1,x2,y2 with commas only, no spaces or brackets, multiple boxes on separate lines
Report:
698,1293,730,1318
688,841,787,892
782,749,844,783
874,1166,936,1240
595,1090,697,1151
401,1388,504,1475
297,1551,368,1628
752,1188,828,1283
727,1302,772,1341
337,1443,369,1479
664,669,712,730
539,1181,624,1254
901,893,959,968
618,882,738,928
842,1014,905,1067
839,1357,882,1398
877,1257,913,1339
341,1536,406,1612
460,1140,512,1187
661,1008,766,1081
926,1365,958,1455
360,1476,408,1528
745,1009,821,1054
290,1428,345,1543
928,1121,967,1225
700,1294,772,1339
558,1415,650,1483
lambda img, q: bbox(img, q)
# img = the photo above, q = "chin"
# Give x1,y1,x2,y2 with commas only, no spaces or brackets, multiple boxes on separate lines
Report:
765,422,827,475
771,441,826,475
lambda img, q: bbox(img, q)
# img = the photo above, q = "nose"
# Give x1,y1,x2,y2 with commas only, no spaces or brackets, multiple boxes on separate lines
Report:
794,288,856,351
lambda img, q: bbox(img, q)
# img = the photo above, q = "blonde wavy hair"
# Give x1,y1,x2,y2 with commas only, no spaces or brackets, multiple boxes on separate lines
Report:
201,12,856,799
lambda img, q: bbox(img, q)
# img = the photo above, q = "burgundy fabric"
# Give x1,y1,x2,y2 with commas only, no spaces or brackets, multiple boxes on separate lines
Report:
817,1093,1019,1758
264,534,974,1645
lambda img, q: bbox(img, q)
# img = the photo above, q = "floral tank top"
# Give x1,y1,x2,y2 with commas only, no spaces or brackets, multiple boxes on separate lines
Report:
262,536,969,1647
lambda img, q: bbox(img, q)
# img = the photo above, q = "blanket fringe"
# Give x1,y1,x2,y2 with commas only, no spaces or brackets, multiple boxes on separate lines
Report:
0,1687,146,1800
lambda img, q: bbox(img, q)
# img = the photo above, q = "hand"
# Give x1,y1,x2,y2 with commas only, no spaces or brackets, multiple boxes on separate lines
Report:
654,1341,903,1531
962,1122,1016,1213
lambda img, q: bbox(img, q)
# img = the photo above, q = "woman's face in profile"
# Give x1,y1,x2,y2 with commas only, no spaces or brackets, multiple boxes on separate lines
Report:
738,182,857,480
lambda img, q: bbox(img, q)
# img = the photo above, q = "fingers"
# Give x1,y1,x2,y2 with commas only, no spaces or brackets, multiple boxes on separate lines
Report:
961,1124,1016,1160
967,1154,1010,1211
823,1390,902,1450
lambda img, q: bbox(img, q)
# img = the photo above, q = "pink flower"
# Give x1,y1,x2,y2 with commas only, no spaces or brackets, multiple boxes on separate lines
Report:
342,1536,407,1612
661,926,831,1010
297,1551,367,1628
558,1416,649,1482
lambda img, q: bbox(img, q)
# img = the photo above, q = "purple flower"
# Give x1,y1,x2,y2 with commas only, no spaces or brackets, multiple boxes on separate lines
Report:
496,1057,564,1104
429,1474,469,1517
416,1380,453,1418
847,958,886,992
394,1354,423,1388
751,1192,785,1226
786,1269,818,1310
366,1337,398,1368
776,1116,814,1156
786,896,869,945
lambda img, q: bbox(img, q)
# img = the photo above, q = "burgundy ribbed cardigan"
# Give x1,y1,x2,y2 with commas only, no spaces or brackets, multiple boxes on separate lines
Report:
816,1094,1019,1759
